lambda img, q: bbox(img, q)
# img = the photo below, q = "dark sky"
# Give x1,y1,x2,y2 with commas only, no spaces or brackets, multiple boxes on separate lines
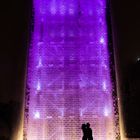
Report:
111,0,140,67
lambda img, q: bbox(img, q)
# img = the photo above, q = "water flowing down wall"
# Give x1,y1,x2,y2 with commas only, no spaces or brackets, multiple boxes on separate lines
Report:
24,0,120,140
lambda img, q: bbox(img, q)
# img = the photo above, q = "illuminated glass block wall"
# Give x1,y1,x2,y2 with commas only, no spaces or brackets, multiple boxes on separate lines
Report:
23,0,120,140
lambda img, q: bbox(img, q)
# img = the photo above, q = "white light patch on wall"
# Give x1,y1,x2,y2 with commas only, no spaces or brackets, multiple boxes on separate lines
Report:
37,58,43,68
100,37,105,44
37,81,41,91
34,111,40,119
103,81,107,91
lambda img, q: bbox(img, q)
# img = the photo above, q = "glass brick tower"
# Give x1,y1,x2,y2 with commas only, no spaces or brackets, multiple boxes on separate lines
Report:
23,0,120,140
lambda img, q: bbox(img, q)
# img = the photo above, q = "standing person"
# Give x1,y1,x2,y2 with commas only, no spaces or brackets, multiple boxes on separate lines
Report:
86,123,93,140
81,123,88,140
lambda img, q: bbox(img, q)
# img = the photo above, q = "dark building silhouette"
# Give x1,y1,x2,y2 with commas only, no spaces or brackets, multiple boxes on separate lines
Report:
0,101,20,140
123,59,140,138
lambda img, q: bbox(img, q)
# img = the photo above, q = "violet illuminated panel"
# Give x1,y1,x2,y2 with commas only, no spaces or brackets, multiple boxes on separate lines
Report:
24,0,120,140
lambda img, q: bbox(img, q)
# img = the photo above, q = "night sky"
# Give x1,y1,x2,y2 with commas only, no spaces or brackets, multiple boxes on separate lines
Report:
0,0,140,138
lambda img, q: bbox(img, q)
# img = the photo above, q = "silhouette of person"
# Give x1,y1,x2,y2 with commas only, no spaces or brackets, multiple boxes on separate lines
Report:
86,123,93,140
81,123,87,140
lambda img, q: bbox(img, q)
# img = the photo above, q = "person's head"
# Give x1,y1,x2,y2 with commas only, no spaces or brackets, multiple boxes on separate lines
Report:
86,123,90,128
81,123,86,129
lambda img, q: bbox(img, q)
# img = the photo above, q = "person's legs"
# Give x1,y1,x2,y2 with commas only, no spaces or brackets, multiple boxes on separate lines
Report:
88,137,93,140
82,136,87,140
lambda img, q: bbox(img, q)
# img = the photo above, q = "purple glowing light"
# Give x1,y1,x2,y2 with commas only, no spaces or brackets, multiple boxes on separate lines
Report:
102,81,107,91
50,2,57,15
60,4,66,15
34,111,40,119
24,0,120,140
104,107,110,117
100,37,105,44
36,81,41,91
37,58,43,68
